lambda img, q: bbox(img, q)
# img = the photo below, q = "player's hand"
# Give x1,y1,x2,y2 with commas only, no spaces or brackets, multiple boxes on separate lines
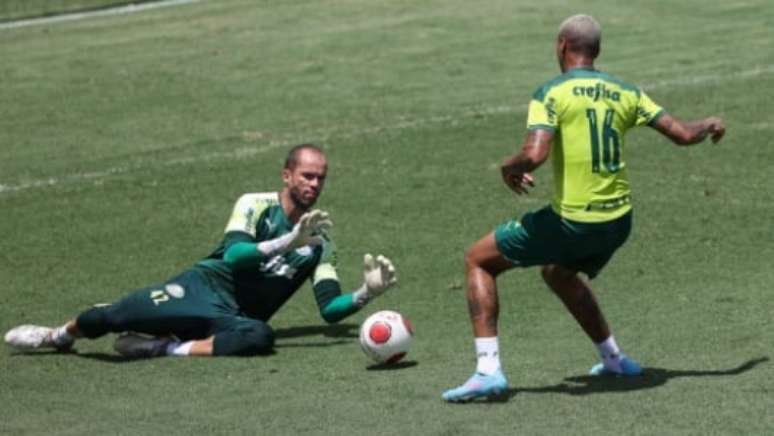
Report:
288,209,332,249
705,117,725,143
501,168,534,195
363,254,397,297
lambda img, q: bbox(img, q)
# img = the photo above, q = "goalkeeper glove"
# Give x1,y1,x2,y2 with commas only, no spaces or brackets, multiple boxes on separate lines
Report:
257,210,332,257
354,254,397,306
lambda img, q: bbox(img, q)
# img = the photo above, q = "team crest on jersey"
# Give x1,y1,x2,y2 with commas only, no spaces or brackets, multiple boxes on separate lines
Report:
165,283,185,299
264,218,277,234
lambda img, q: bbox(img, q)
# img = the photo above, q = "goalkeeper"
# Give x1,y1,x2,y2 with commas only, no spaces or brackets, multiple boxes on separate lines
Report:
5,144,397,358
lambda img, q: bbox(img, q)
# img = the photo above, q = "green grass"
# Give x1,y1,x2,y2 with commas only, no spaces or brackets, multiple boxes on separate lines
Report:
1,1,773,435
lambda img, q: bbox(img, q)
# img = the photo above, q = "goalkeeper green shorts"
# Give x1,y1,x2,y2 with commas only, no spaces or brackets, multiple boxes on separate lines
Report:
494,205,631,279
76,269,275,355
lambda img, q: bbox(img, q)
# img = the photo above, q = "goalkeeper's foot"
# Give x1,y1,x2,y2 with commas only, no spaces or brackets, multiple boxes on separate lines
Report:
589,354,642,376
113,333,171,358
4,325,73,351
442,369,509,403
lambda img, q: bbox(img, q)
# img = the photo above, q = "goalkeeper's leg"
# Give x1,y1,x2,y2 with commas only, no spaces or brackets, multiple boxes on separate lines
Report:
211,318,275,356
5,298,140,352
6,270,220,355
113,317,275,358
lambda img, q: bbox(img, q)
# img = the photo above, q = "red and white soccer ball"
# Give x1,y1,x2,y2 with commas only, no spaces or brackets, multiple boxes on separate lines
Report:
359,310,413,364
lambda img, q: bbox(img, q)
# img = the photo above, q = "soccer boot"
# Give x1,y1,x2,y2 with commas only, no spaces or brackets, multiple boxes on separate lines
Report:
113,333,171,358
442,369,509,402
4,325,74,351
589,354,642,376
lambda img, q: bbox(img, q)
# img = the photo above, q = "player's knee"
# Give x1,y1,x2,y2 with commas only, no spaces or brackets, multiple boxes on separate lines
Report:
213,323,275,357
234,324,275,356
463,245,482,271
245,323,275,354
542,264,577,288
540,265,554,284
465,244,508,278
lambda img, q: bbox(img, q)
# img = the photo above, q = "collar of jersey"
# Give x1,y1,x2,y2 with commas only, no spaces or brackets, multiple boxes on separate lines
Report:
566,65,597,73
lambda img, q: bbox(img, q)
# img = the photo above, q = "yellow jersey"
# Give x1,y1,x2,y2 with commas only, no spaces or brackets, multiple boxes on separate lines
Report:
527,67,664,222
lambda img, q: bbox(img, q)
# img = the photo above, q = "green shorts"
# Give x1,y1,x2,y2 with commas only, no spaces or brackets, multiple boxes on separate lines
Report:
494,205,632,279
77,269,260,342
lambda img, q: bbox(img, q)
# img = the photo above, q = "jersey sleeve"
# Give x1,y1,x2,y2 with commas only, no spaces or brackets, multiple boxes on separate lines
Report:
312,235,340,287
224,193,277,238
526,86,560,131
311,235,343,310
635,90,665,126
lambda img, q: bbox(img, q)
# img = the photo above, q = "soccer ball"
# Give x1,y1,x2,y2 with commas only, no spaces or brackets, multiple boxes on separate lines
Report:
359,310,413,364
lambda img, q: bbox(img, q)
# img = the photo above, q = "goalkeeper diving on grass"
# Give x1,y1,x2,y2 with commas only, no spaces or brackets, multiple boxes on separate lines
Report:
5,144,397,358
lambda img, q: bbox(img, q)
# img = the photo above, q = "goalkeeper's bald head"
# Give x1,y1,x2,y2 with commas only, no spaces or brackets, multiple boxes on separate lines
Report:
285,143,326,170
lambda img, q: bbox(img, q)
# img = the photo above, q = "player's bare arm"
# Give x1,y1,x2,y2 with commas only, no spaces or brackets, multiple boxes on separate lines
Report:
652,113,725,145
500,129,553,194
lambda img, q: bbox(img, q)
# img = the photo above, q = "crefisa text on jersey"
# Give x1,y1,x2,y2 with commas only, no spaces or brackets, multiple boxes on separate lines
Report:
573,82,621,102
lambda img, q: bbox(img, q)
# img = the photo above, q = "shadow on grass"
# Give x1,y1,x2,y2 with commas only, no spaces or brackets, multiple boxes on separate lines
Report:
510,357,769,398
274,323,358,348
447,357,769,405
8,349,139,363
366,360,419,371
274,323,358,339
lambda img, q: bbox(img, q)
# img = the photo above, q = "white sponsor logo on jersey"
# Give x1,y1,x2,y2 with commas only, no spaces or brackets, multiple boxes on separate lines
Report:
260,256,298,279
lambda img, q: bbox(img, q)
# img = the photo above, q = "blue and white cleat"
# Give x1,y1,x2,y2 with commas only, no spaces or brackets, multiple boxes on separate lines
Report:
442,369,509,402
589,354,642,376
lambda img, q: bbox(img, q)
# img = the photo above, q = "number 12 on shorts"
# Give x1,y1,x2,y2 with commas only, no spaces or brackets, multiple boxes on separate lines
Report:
150,290,169,306
586,108,621,173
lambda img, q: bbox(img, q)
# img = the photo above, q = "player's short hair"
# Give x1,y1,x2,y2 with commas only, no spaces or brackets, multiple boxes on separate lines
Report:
284,143,326,170
558,14,601,58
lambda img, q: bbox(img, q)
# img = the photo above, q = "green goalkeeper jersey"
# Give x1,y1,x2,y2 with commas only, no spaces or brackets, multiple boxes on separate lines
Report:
527,66,664,222
196,192,341,321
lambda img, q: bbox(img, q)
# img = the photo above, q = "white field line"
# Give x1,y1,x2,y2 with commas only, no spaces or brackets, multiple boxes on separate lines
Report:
642,64,774,89
0,0,199,30
1,64,772,195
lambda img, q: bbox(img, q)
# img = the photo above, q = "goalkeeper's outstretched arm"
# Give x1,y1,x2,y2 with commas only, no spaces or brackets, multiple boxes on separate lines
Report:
314,254,397,324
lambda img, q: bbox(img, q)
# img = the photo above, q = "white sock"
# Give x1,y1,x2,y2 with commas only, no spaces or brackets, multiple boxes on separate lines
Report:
595,335,620,358
51,325,74,346
165,341,193,357
475,337,501,375
595,335,622,369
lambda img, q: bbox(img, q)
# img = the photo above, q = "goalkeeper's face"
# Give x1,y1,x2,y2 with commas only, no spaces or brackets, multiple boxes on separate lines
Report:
283,149,328,210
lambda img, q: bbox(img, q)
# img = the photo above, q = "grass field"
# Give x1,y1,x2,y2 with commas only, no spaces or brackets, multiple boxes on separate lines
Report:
1,1,773,435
